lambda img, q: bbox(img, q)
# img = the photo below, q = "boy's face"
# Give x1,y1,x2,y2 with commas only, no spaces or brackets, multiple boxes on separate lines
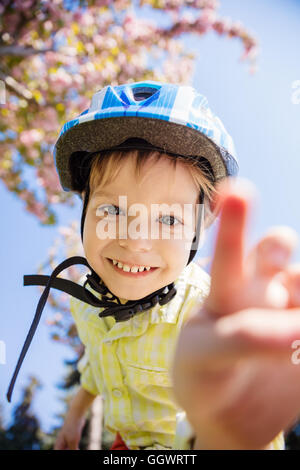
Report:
83,153,199,301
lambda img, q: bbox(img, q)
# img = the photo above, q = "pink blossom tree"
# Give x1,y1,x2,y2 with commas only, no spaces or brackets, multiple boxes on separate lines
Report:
0,0,258,223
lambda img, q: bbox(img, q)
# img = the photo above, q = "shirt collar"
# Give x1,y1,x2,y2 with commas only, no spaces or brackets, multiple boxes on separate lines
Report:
80,262,193,341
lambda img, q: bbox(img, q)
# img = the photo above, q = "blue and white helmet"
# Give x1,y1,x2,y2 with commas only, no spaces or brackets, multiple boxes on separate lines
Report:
54,80,239,192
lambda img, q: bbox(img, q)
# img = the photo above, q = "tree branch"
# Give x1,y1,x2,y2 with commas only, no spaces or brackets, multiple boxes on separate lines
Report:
0,45,55,57
0,67,33,101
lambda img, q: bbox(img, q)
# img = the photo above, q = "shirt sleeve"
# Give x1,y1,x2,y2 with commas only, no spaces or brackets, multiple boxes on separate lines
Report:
173,412,285,450
77,350,99,396
268,431,285,450
173,411,195,450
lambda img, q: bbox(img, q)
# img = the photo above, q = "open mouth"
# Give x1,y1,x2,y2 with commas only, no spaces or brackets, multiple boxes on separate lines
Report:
106,258,159,277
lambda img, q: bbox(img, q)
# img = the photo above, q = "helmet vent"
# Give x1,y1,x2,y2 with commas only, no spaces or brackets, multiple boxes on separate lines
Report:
132,86,158,102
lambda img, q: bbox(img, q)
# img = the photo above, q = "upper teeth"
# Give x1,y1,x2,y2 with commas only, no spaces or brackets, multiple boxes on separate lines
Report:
112,259,151,272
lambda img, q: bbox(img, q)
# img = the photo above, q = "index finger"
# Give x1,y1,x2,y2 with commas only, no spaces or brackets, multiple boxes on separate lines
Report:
207,179,256,317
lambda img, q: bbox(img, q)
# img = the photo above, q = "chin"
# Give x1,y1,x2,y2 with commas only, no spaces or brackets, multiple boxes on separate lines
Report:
112,289,151,302
105,283,155,301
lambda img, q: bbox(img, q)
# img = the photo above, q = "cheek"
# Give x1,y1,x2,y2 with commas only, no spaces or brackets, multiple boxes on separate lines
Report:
158,243,189,286
82,216,93,246
83,214,103,251
159,238,191,267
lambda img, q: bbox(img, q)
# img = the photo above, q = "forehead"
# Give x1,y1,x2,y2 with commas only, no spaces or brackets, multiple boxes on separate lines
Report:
91,153,199,205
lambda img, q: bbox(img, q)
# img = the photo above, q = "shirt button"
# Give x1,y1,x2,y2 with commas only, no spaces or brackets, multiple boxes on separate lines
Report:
112,388,123,398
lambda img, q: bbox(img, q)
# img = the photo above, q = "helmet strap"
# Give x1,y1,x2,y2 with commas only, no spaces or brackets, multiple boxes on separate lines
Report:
7,255,177,403
80,180,90,242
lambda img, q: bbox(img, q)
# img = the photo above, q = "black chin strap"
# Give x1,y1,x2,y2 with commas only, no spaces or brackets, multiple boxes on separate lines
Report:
6,256,177,403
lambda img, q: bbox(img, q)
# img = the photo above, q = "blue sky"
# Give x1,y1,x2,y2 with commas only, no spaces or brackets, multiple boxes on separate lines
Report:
1,0,300,433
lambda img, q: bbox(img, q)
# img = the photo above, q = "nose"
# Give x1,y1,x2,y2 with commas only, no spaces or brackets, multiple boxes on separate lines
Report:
119,240,152,254
118,235,153,252
118,215,153,252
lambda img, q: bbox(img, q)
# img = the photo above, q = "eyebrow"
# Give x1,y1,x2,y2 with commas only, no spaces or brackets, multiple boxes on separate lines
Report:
91,190,118,199
91,189,196,207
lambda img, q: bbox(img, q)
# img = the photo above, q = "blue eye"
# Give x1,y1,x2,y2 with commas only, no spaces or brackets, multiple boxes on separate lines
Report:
97,204,123,216
159,215,181,226
96,205,182,226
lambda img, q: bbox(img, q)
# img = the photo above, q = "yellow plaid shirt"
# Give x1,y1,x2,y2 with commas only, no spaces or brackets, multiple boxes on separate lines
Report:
70,261,285,450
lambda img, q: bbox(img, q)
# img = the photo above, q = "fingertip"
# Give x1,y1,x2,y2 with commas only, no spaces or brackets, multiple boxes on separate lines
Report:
263,226,299,250
213,177,259,220
216,177,259,201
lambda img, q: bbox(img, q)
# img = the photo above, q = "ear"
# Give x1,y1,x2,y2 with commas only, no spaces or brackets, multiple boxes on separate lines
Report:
209,194,216,213
209,190,220,216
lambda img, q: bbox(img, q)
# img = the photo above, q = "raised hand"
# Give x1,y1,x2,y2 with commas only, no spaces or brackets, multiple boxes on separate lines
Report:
171,178,300,450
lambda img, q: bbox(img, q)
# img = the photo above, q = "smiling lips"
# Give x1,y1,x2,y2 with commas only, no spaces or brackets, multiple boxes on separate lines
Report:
108,257,157,270
107,258,159,277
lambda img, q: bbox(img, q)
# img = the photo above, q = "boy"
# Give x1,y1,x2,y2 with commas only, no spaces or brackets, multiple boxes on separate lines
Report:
56,145,215,450
7,81,300,449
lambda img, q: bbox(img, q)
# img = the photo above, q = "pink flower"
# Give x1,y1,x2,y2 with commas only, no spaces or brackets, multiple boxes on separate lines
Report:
77,11,94,27
123,13,154,40
45,2,64,22
213,18,231,35
27,148,39,159
20,129,43,146
49,69,73,93
93,34,104,48
28,201,46,220
41,107,58,132
228,21,245,38
94,0,111,6
45,51,60,67
49,195,60,204
19,189,32,201
36,164,61,192
11,66,24,81
14,0,35,10
44,20,53,32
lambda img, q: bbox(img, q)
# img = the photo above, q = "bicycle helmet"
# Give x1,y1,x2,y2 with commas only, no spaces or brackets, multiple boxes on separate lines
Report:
7,81,239,402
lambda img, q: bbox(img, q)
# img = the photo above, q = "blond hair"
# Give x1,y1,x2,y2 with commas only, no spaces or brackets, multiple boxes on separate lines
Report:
86,148,219,229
